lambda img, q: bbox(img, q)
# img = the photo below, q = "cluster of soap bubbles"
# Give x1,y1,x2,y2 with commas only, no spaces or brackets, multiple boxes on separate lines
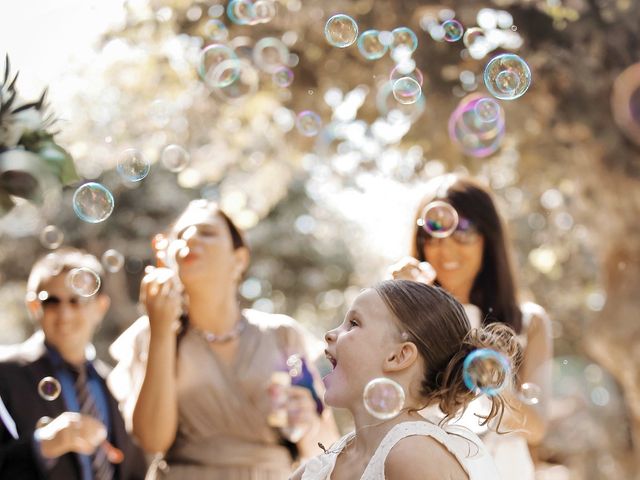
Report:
417,201,460,238
363,377,405,420
449,94,506,157
227,0,277,26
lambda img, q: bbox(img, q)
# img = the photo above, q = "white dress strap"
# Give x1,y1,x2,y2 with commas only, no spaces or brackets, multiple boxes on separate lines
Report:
360,421,498,480
300,432,355,480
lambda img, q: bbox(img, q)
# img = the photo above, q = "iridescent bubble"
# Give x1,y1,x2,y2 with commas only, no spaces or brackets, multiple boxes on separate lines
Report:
442,19,464,42
378,31,394,47
253,0,277,24
474,97,501,122
390,65,424,87
357,30,387,60
272,66,294,87
35,416,53,429
72,183,115,223
376,81,426,123
392,77,422,105
449,94,505,157
227,0,255,25
418,201,459,238
101,249,125,273
463,27,485,48
463,348,511,396
38,376,61,401
161,144,190,172
204,19,228,41
253,37,289,74
39,225,64,249
117,148,150,182
391,27,418,53
67,267,101,297
324,14,358,48
484,53,531,100
210,59,259,102
199,44,239,88
363,377,405,420
286,354,303,377
296,111,322,137
519,382,542,405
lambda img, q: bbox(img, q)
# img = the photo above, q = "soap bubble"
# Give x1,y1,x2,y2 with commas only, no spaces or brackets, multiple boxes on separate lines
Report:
417,201,459,238
72,183,114,223
325,14,358,48
357,30,387,60
161,144,190,172
484,53,532,100
296,111,322,136
117,148,150,182
38,377,61,401
463,348,511,396
363,378,405,420
40,225,64,249
101,249,125,273
67,267,101,297
442,19,464,42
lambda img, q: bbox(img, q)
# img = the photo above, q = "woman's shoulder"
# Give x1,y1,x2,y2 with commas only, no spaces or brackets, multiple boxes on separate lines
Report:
109,315,151,362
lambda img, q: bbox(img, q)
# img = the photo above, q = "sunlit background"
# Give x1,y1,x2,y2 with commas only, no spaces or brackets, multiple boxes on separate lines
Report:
1,0,639,478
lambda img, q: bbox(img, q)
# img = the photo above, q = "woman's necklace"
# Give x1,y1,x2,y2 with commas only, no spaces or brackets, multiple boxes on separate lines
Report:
192,316,247,343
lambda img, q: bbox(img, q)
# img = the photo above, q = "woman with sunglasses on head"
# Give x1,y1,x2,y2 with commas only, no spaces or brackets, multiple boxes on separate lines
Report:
389,174,552,480
108,200,339,479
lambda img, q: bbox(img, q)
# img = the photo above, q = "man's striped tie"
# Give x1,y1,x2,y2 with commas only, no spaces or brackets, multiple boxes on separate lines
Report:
74,365,115,480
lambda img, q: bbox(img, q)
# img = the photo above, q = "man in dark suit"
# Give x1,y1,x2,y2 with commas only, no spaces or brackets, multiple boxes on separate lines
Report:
0,248,147,479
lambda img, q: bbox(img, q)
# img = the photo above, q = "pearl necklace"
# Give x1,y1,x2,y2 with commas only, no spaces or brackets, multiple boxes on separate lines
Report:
193,316,247,343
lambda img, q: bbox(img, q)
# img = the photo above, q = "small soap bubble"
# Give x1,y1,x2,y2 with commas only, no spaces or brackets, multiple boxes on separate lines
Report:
161,144,190,172
204,19,228,41
357,30,387,60
390,65,424,87
67,267,101,297
40,225,64,250
519,382,542,405
272,66,294,87
484,53,531,100
418,201,459,238
296,111,322,137
363,378,405,420
325,14,358,48
117,148,150,182
253,0,277,24
442,19,464,42
38,377,61,401
72,183,115,223
101,249,125,273
463,348,511,396
474,97,501,122
392,77,422,105
391,27,418,53
227,0,255,25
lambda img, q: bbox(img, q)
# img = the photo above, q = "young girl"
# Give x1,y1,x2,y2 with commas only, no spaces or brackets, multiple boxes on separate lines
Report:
390,174,552,479
291,280,521,480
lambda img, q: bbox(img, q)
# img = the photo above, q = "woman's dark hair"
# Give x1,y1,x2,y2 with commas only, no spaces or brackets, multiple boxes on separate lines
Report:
411,174,523,334
375,280,522,426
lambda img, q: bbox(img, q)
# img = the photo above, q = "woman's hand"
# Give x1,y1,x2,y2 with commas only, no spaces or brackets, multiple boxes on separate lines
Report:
140,266,182,336
387,257,436,285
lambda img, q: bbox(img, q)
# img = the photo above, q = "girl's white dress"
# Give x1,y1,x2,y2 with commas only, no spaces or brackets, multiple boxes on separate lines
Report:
300,421,499,480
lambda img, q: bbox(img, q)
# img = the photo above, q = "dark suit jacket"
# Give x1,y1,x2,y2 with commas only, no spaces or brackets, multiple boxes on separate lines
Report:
0,332,147,480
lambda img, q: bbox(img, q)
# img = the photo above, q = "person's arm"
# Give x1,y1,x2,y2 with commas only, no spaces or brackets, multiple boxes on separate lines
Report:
498,309,553,444
131,267,181,453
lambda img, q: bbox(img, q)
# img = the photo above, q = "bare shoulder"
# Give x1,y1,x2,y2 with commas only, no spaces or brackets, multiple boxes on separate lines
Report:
385,435,469,480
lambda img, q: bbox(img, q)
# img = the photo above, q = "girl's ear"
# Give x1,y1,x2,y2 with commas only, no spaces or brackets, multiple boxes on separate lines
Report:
383,342,419,373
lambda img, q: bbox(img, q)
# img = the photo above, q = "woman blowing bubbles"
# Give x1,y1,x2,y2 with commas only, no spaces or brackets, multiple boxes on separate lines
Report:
291,280,521,480
109,199,339,479
390,174,553,480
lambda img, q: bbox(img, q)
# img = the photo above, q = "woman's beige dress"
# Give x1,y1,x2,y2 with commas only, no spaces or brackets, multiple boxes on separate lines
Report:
108,309,324,480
